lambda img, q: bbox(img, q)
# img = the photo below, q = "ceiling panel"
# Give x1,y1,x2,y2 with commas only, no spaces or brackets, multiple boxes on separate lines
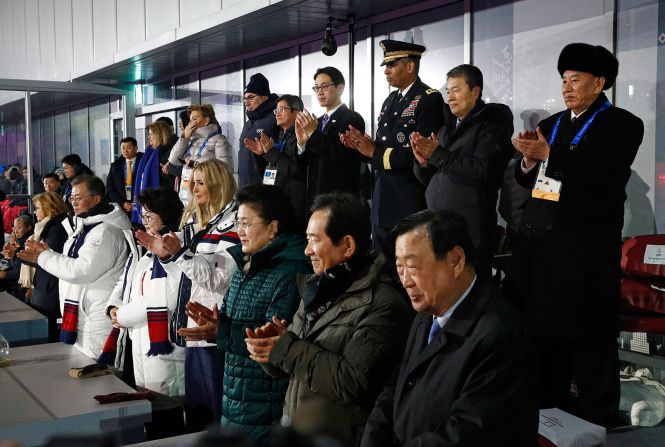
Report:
76,0,436,85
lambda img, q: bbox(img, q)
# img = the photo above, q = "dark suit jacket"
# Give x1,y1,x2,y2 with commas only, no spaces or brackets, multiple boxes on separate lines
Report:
372,77,444,229
414,100,515,276
304,104,365,210
362,279,538,447
106,153,144,206
263,125,309,230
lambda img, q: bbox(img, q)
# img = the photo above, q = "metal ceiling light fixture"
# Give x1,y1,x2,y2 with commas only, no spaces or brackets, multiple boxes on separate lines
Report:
321,17,337,56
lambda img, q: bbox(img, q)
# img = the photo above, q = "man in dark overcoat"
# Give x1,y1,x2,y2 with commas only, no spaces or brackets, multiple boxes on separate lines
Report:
511,42,644,426
361,210,538,446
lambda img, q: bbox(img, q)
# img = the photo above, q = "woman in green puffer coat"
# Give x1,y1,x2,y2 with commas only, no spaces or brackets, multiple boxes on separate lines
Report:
217,184,311,442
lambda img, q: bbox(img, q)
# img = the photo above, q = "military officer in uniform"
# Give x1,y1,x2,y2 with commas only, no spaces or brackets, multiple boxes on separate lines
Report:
343,40,444,253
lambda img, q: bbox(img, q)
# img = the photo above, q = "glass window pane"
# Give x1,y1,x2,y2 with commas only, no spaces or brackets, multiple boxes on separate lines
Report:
40,115,55,174
89,99,111,183
54,109,70,167
352,28,372,136
616,0,661,234
16,120,26,167
0,123,6,165
201,62,244,174
143,79,173,106
474,0,612,135
176,74,200,104
5,124,17,163
30,119,41,176
70,107,89,166
245,48,299,98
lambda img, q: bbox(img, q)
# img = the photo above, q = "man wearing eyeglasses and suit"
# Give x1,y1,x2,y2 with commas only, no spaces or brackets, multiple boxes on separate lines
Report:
294,67,366,213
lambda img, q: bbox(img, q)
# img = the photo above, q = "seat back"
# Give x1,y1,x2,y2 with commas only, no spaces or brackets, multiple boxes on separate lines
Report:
621,235,665,280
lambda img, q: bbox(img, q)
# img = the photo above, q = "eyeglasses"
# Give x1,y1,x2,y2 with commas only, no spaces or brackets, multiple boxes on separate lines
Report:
141,213,155,224
311,83,337,93
237,220,269,230
273,107,293,115
243,95,259,102
68,194,93,204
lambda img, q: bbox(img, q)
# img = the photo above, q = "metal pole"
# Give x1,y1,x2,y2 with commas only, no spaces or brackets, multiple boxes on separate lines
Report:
24,91,33,207
348,15,356,110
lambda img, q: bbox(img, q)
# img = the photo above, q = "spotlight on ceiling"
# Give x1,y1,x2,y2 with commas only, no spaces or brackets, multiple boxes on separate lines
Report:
321,17,337,56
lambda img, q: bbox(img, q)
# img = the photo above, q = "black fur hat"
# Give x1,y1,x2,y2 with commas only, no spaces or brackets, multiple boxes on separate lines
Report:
557,43,618,90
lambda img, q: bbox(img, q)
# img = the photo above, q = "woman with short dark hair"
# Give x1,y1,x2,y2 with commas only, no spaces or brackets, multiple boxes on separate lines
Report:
103,186,186,397
182,183,311,442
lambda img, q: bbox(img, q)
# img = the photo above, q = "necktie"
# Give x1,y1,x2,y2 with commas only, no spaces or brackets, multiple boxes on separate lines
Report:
571,116,577,124
397,92,403,102
126,160,133,186
427,318,441,344
321,113,330,130
456,118,462,129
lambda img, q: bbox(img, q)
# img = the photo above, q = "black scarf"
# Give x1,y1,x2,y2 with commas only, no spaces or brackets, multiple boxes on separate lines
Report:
303,254,372,329
246,93,278,121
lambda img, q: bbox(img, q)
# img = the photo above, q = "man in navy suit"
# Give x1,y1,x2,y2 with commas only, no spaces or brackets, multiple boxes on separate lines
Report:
362,210,538,447
295,66,366,213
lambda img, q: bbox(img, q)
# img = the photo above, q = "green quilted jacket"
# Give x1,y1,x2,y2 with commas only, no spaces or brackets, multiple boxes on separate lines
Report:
216,233,311,441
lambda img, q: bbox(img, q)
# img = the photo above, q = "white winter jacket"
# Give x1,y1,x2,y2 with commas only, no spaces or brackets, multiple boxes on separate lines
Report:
161,201,239,348
111,250,185,396
168,124,232,167
38,204,131,359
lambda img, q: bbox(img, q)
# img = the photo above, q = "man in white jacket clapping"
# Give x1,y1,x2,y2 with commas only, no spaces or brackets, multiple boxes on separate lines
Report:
21,175,131,359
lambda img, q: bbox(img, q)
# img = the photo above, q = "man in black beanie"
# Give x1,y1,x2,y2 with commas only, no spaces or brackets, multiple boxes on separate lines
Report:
511,43,644,426
239,73,279,187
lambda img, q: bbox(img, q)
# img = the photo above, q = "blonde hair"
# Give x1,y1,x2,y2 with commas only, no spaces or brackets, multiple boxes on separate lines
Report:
33,191,68,218
147,121,172,148
180,159,236,228
187,104,219,126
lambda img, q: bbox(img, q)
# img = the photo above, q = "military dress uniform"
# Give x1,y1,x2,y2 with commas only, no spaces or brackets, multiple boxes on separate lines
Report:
371,41,444,252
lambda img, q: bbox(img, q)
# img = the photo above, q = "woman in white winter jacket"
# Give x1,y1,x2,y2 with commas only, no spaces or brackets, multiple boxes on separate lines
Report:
103,187,185,397
166,104,232,206
136,159,239,431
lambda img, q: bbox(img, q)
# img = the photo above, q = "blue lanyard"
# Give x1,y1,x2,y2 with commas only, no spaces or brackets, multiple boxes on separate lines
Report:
274,138,287,154
548,100,611,149
186,131,219,159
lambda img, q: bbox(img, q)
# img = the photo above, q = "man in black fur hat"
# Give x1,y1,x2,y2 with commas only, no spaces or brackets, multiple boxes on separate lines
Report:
511,43,644,426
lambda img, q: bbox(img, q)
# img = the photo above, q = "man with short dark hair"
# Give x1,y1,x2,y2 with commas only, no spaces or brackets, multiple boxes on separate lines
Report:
362,209,538,447
61,153,93,208
246,94,308,229
511,43,644,426
295,66,366,210
21,175,132,359
342,40,444,254
43,173,61,194
246,193,412,445
239,73,278,187
106,137,143,213
411,64,514,276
